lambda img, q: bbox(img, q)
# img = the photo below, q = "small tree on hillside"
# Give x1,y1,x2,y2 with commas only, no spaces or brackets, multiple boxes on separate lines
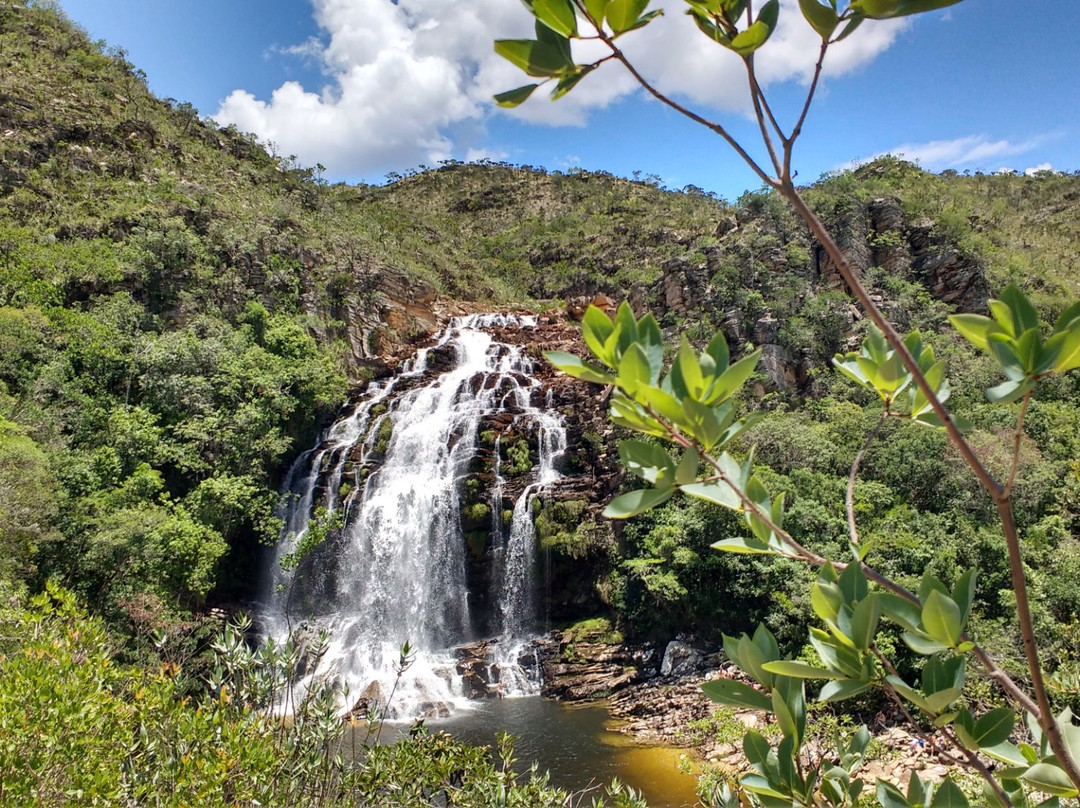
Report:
498,2,1080,806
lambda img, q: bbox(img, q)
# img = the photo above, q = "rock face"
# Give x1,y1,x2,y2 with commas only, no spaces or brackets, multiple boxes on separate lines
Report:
638,191,989,396
540,633,655,700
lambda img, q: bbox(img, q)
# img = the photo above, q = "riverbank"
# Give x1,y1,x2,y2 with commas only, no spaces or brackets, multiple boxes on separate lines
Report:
539,631,961,792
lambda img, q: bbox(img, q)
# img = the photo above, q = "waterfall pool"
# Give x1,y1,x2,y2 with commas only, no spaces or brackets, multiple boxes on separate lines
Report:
366,695,702,808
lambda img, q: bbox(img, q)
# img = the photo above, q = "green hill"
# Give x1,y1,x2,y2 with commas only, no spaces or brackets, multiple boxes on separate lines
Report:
2,0,1080,648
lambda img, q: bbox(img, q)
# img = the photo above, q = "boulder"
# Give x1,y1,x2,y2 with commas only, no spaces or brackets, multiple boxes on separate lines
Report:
660,640,705,677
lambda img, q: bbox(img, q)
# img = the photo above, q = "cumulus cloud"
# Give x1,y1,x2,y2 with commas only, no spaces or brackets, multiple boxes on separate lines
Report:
844,134,1048,172
214,0,909,177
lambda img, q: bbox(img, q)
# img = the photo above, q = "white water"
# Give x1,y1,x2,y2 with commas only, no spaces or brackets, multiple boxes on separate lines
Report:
263,315,566,719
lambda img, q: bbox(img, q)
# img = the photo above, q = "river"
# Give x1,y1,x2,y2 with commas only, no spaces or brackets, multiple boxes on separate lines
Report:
370,695,702,808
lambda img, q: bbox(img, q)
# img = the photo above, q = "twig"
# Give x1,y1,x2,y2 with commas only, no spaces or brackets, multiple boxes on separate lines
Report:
1003,390,1032,499
846,412,887,547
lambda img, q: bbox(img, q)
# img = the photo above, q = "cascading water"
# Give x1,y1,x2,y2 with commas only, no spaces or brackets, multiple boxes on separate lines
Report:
262,314,566,719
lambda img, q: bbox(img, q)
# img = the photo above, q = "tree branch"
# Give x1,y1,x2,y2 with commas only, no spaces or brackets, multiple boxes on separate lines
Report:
594,31,777,189
783,39,829,179
1003,390,1032,499
847,412,887,547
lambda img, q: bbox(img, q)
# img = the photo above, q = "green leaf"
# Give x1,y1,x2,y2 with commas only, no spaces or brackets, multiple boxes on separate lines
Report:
636,313,664,383
610,392,668,437
493,39,572,77
705,330,731,373
923,687,962,714
618,440,676,486
602,487,675,518
549,66,591,102
1023,763,1080,798
613,301,639,357
973,707,1015,748
704,349,761,405
885,675,932,712
1000,283,1041,334
835,13,863,39
675,449,699,486
727,0,779,55
584,0,609,24
494,83,542,107
683,398,724,449
892,0,965,15
676,337,707,399
851,593,881,651
922,589,962,647
743,730,772,768
617,343,652,395
772,685,799,742
761,660,845,679
902,631,949,655
877,780,911,808
798,0,838,37
710,535,775,555
636,384,688,426
544,350,616,384
820,678,871,702
740,775,790,800
1052,316,1080,373
923,655,964,696
606,0,649,32
953,709,977,748
931,778,969,808
812,580,842,622
582,305,615,366
1055,301,1080,331
1016,327,1043,374
979,740,1028,768
951,569,976,625
701,678,773,711
985,376,1036,404
683,479,742,511
838,561,869,605
531,0,578,37
950,312,1003,350
880,593,923,634
618,7,662,32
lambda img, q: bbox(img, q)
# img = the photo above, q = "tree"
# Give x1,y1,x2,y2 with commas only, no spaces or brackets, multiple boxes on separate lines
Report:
498,2,1080,806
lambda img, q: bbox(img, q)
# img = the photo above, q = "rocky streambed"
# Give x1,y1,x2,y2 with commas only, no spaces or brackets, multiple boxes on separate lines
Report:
517,631,964,792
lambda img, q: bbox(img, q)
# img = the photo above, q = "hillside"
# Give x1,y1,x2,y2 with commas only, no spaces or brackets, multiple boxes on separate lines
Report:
2,0,1080,657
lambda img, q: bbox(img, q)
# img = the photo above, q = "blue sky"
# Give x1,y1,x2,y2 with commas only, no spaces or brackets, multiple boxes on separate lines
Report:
59,0,1077,202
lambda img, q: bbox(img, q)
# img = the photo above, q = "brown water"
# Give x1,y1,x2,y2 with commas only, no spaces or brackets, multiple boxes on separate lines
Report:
419,696,701,808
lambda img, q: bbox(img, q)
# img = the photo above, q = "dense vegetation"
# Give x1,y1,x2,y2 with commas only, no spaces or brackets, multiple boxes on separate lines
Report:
4,0,1080,803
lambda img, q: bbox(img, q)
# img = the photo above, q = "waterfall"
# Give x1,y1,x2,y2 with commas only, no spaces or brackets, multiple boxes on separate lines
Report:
263,314,567,719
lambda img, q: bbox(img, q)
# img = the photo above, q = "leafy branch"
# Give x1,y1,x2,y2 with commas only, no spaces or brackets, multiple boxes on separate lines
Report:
497,0,1080,802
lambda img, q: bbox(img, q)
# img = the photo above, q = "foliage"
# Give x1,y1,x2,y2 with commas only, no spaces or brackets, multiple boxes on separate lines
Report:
0,585,649,807
548,289,1080,806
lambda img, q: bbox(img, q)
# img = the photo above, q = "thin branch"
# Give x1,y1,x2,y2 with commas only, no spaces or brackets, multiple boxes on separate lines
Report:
742,57,785,178
1003,390,1032,499
652,403,1042,719
595,31,777,189
783,38,830,179
781,189,999,494
873,647,1016,808
846,412,887,547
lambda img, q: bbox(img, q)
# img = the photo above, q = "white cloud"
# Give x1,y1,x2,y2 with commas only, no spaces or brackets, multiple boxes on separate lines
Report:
214,0,909,177
1025,162,1053,175
844,134,1047,172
